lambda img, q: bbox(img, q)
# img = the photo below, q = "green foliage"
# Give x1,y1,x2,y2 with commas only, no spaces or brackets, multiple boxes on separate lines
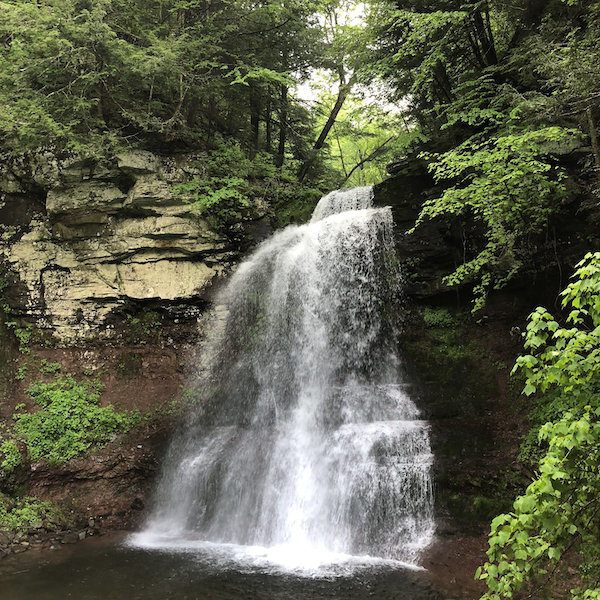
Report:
0,0,324,157
174,141,252,232
125,310,162,345
413,127,575,311
175,138,321,232
15,364,28,381
9,374,141,467
478,252,600,600
39,359,61,375
312,89,422,188
0,440,21,473
0,494,63,531
365,0,600,311
514,252,600,397
422,306,456,328
518,387,584,464
6,322,34,353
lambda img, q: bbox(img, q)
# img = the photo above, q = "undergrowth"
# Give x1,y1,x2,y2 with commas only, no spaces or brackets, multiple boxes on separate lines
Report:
174,138,322,234
0,372,142,471
0,493,66,531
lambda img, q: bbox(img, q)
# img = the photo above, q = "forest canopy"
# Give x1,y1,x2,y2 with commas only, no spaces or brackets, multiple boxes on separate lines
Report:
2,0,598,197
0,0,323,160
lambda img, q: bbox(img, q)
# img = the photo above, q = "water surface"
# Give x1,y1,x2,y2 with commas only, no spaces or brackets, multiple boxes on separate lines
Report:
0,534,445,600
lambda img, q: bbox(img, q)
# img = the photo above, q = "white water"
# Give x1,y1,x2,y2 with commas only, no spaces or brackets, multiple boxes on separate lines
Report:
130,187,435,570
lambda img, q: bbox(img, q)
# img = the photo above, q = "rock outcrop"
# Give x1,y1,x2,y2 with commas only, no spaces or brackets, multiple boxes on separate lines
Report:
0,151,239,343
374,152,599,304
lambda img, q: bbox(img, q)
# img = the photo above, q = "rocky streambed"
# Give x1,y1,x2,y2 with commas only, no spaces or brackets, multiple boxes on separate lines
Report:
0,519,99,558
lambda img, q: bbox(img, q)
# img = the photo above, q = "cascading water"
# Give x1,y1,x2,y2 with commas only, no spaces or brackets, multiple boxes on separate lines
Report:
131,186,434,568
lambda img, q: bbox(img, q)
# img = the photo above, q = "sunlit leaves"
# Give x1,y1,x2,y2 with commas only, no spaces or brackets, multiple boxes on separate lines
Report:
515,253,600,396
479,253,600,600
410,127,577,311
10,374,141,467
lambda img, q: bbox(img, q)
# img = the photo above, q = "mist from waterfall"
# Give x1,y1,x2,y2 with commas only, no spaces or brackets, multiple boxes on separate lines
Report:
130,186,434,568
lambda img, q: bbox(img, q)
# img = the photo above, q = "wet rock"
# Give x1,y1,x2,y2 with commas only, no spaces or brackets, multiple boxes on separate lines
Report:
130,497,144,510
373,159,458,298
61,532,79,544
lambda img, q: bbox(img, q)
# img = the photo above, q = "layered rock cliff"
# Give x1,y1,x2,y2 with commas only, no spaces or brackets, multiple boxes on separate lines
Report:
0,150,242,344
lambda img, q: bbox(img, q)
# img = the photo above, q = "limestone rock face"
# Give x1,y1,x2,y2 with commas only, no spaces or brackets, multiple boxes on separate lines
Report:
0,152,237,343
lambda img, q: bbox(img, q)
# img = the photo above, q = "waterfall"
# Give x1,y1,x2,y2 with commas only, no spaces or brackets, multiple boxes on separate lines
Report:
132,186,435,567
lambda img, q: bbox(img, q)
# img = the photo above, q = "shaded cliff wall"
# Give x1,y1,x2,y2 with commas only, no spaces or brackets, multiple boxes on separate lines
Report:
373,155,600,538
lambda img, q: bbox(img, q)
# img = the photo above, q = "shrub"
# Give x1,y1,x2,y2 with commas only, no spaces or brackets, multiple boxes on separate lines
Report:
12,374,141,467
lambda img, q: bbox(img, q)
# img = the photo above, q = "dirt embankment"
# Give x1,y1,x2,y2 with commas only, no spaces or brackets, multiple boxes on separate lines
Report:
0,323,202,561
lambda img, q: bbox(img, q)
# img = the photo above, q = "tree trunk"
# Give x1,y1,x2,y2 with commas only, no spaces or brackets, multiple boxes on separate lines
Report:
470,5,497,67
298,69,356,182
433,62,454,103
587,107,600,168
312,72,356,152
266,96,273,155
249,84,261,158
276,84,288,168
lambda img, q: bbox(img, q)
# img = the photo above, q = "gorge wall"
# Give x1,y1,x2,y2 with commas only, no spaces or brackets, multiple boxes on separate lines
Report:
0,147,597,581
0,150,244,344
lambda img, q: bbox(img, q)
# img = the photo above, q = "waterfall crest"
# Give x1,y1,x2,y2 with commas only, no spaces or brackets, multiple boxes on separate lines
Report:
133,187,435,566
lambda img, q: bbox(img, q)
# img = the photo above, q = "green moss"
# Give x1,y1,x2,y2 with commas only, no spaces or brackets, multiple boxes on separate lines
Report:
270,186,322,227
400,303,524,526
115,353,142,381
125,310,162,345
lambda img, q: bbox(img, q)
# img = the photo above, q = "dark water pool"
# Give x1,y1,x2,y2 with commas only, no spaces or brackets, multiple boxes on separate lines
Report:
0,534,448,600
